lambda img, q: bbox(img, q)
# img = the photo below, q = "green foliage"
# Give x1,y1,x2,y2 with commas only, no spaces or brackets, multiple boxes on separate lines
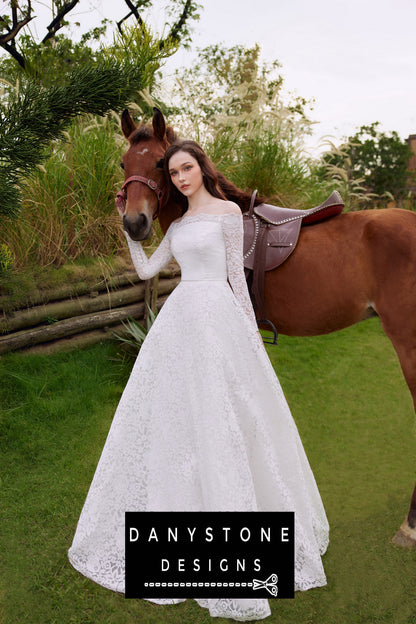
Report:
313,139,376,211
0,0,201,220
0,113,126,267
165,44,326,208
0,0,200,77
169,44,313,142
0,241,13,275
0,30,171,218
0,27,110,88
113,305,158,359
0,255,131,315
320,123,414,207
159,0,201,50
207,122,318,207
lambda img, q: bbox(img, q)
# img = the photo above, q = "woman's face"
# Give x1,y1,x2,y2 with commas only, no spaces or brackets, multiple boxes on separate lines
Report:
168,151,204,198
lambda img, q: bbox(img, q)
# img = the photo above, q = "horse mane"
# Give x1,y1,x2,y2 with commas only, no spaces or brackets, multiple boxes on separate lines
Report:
130,124,178,145
130,126,154,143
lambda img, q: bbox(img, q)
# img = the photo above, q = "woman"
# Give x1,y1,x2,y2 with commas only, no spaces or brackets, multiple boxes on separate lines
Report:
68,140,329,621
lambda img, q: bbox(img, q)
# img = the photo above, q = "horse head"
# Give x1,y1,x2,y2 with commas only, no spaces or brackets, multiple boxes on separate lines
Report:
118,108,181,240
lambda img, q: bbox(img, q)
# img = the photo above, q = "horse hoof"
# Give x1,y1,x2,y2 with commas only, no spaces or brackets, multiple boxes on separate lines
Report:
392,519,416,548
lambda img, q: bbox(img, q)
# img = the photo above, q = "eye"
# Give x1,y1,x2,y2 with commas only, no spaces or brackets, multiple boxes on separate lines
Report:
184,165,192,171
120,162,125,170
156,159,164,169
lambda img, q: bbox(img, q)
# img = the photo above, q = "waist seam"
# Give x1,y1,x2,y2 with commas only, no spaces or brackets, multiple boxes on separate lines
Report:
180,278,227,282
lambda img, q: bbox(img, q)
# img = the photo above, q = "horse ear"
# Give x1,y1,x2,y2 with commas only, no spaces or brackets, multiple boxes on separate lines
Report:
152,107,166,141
121,109,136,138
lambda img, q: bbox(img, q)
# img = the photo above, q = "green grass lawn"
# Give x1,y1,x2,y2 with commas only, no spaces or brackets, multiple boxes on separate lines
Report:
1,318,416,624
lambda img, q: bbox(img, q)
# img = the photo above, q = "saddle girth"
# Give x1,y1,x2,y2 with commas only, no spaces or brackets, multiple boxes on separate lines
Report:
252,219,270,323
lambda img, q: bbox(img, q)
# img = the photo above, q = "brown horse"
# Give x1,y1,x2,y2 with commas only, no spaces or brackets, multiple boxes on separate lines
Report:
119,107,416,547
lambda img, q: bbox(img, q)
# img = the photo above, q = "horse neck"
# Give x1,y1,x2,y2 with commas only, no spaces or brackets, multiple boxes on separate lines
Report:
159,202,183,234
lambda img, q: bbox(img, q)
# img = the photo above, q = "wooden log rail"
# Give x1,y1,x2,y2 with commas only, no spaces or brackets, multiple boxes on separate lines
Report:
0,264,181,355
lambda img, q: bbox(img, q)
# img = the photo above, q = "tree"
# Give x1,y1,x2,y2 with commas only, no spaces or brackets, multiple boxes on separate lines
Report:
0,0,200,72
0,1,201,219
0,29,172,217
321,123,413,206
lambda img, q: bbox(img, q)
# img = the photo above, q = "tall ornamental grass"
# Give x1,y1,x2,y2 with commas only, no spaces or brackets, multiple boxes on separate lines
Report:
165,44,336,210
207,122,328,210
0,114,125,268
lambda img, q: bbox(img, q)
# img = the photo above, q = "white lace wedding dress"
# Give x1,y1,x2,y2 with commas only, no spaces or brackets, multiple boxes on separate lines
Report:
68,212,329,621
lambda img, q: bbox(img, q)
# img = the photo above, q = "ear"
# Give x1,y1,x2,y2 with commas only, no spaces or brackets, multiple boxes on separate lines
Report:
121,109,136,138
152,107,166,141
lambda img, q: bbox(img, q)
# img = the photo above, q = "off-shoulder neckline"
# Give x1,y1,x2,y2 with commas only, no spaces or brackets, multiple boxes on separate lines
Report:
171,211,241,225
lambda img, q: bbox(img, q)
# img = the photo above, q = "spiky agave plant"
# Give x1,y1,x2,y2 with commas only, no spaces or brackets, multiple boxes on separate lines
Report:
113,305,158,359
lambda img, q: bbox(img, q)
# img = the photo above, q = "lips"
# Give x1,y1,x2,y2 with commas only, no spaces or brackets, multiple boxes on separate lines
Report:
180,184,190,190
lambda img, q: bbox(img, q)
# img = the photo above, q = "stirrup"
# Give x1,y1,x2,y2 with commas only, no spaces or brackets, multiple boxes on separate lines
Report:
257,319,278,345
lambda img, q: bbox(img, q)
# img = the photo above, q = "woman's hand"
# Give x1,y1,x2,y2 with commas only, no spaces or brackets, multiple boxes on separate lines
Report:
115,192,126,218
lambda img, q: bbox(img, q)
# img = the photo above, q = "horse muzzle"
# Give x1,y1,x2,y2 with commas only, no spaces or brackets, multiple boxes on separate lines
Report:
123,212,151,241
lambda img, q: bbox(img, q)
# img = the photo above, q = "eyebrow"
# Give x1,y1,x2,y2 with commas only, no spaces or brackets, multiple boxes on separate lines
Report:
169,161,193,173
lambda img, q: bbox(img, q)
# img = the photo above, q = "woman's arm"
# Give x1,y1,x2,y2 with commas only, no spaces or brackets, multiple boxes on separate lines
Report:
221,211,259,329
124,230,173,280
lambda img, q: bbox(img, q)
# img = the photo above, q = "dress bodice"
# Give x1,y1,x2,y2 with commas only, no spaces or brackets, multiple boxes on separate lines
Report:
124,212,258,328
170,216,228,281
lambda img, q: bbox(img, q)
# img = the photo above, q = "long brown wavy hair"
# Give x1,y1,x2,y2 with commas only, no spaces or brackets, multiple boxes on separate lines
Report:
164,140,227,214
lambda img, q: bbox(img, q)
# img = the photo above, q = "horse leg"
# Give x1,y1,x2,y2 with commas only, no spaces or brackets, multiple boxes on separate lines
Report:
394,485,416,547
362,209,416,545
380,333,416,546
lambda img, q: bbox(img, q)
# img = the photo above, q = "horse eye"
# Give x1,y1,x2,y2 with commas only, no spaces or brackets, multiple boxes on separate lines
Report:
120,162,125,170
156,159,164,169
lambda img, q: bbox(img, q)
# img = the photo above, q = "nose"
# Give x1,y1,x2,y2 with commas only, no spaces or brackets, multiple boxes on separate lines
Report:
123,212,151,241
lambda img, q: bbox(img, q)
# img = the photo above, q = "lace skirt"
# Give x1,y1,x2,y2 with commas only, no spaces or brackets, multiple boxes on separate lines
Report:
68,280,329,621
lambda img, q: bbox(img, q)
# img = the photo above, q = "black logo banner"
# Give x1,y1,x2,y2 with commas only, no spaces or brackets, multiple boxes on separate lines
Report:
125,511,294,599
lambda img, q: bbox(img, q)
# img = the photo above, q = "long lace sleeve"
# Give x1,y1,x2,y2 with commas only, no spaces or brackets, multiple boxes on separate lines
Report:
124,229,173,280
221,212,258,329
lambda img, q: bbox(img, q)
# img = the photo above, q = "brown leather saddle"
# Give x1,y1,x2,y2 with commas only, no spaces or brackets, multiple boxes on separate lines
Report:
243,190,344,343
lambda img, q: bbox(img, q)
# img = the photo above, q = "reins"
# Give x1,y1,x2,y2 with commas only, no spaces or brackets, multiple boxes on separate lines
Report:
115,175,164,219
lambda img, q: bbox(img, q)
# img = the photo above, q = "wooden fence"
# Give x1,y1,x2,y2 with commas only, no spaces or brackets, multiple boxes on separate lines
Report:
0,263,181,355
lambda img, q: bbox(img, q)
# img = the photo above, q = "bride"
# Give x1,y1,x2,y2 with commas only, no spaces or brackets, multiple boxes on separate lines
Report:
68,139,329,621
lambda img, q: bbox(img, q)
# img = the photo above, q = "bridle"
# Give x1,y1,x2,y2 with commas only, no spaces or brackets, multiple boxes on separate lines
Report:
115,175,165,220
